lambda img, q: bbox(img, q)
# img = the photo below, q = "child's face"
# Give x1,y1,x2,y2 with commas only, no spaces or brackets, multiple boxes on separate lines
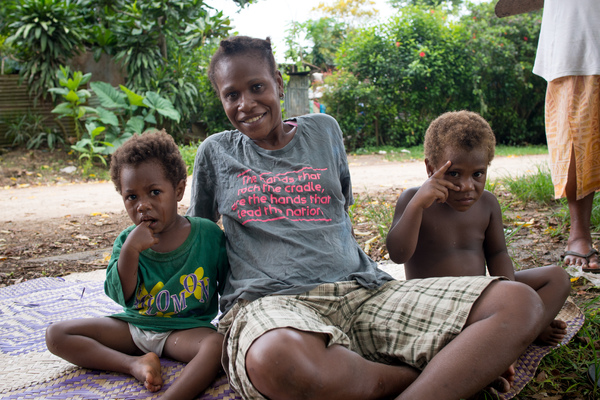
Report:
427,146,488,212
213,53,285,146
119,160,185,234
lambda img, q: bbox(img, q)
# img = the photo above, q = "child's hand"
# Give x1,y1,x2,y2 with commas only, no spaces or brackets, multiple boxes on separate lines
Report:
126,221,159,253
413,161,459,208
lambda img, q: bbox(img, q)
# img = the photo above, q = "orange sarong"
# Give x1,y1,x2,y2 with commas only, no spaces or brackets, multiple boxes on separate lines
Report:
545,75,600,200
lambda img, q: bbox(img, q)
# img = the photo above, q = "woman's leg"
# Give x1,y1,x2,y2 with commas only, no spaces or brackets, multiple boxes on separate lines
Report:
244,281,543,400
246,328,419,400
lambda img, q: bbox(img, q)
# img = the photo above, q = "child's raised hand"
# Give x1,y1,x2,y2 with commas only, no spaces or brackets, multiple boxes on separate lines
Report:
126,221,159,253
413,161,459,208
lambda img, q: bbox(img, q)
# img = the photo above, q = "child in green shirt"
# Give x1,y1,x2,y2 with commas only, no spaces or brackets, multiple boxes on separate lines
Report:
46,130,228,400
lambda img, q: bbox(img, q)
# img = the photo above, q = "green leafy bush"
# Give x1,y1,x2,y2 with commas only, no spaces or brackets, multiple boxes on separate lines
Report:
322,4,546,150
5,0,85,99
48,66,95,141
325,6,473,149
462,1,546,145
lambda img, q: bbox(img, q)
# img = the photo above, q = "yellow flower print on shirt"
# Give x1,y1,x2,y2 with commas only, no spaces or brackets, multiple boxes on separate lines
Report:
180,267,210,303
133,267,210,317
135,281,175,317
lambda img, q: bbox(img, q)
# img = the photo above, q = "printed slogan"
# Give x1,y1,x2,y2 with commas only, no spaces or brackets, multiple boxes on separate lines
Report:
232,167,332,224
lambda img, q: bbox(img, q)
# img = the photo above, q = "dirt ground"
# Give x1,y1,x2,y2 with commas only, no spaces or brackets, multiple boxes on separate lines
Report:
0,148,582,291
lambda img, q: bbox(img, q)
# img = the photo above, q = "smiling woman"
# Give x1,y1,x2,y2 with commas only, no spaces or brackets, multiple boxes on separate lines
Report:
208,38,296,149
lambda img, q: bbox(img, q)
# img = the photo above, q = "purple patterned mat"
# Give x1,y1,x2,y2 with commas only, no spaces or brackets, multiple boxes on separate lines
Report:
0,277,241,400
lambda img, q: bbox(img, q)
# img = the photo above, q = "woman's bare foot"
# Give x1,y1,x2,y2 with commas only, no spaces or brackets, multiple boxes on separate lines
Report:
535,319,567,346
130,352,163,392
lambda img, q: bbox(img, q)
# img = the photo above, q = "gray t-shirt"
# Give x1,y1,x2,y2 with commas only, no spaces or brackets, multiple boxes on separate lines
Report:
187,113,392,312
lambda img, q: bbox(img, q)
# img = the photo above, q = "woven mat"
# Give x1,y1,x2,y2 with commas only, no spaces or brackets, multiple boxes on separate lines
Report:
0,273,583,399
0,276,241,399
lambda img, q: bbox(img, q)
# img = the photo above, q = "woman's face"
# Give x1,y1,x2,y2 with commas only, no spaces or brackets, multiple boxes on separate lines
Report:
214,53,287,149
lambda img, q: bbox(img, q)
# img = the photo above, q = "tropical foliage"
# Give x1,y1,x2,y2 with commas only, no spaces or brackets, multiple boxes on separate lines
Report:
5,0,86,100
2,0,547,152
48,67,182,171
319,2,545,150
2,0,251,139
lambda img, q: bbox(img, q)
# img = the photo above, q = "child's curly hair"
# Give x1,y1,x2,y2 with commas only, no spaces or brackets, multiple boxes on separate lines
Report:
109,129,187,194
424,110,496,167
208,36,278,95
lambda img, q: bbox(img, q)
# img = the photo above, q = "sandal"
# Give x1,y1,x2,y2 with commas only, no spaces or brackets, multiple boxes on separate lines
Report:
562,249,600,273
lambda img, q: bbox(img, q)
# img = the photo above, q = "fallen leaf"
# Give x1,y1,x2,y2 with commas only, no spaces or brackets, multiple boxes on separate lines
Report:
535,371,547,382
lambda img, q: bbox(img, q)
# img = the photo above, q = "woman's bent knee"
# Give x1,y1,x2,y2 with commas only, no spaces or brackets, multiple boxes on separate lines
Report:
246,328,328,398
468,280,544,331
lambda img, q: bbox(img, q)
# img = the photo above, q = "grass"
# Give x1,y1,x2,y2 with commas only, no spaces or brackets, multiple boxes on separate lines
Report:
350,144,548,163
349,193,395,240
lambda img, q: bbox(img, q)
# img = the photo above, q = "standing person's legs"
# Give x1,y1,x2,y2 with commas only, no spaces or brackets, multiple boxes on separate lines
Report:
564,150,598,269
546,75,600,270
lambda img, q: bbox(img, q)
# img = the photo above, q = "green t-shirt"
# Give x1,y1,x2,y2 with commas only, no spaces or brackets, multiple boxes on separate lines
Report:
104,216,228,332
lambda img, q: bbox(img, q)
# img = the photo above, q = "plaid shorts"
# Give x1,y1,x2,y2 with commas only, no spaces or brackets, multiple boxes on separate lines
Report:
218,276,498,399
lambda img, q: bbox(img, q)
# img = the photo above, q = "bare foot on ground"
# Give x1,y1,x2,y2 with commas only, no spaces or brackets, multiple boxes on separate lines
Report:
485,363,515,394
130,352,163,392
536,319,567,346
563,238,599,270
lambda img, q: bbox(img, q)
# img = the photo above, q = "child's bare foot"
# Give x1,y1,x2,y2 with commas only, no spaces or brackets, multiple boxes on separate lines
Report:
485,363,515,394
535,319,567,346
130,352,163,392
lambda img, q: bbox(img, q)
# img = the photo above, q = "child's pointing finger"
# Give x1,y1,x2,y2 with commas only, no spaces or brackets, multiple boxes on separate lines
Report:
432,160,452,178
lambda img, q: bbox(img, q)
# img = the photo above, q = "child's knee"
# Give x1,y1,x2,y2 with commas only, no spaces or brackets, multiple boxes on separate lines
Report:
546,264,571,297
45,322,66,353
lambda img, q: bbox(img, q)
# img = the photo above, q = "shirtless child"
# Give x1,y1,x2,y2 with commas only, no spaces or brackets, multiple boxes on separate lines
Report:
386,110,571,346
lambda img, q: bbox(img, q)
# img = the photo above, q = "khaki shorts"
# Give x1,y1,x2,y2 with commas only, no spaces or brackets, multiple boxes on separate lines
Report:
218,276,497,399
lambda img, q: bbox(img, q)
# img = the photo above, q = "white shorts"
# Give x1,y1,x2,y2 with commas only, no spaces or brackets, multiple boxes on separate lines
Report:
128,324,173,356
